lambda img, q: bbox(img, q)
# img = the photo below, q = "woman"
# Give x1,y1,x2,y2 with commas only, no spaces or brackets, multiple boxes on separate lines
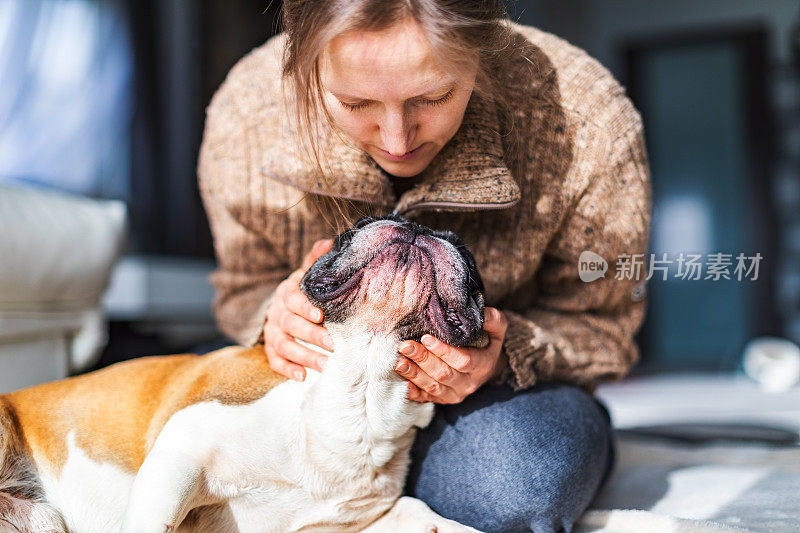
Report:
198,1,651,531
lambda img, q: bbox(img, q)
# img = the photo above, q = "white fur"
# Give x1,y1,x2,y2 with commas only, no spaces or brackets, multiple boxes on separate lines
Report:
25,327,471,532
117,327,460,532
39,432,134,532
362,497,481,533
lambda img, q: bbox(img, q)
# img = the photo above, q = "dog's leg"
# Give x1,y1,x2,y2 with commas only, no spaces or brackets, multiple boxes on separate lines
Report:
361,496,483,533
120,449,208,533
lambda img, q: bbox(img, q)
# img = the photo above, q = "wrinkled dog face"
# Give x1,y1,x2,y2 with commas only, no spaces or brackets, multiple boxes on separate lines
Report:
300,215,488,348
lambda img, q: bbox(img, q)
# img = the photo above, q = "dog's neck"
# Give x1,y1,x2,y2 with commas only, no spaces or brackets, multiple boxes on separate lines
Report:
299,325,434,470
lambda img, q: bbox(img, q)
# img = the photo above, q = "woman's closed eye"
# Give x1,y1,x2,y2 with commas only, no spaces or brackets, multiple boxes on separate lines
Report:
338,88,454,112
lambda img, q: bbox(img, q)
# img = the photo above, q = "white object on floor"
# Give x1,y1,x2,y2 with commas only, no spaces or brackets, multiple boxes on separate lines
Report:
595,373,800,434
742,337,800,392
0,184,126,391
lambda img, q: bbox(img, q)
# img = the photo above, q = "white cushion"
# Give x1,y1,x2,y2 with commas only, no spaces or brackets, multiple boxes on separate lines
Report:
0,184,126,378
0,184,126,308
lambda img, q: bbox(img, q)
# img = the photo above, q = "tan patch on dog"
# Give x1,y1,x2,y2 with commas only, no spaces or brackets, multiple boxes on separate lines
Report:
2,345,285,476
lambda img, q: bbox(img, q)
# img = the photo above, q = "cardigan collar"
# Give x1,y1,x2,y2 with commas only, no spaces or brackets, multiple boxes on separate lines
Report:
261,92,521,216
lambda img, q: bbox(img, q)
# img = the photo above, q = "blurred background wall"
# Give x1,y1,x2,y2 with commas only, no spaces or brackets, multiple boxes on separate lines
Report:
0,0,798,376
513,0,800,374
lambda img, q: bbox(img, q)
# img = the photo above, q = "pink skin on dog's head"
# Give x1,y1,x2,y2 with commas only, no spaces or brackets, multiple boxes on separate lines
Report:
301,216,486,347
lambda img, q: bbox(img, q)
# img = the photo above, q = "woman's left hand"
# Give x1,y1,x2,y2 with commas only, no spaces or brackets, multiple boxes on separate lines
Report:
395,307,509,404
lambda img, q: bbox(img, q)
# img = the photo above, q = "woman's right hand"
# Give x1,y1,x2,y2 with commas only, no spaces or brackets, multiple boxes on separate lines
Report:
264,239,335,381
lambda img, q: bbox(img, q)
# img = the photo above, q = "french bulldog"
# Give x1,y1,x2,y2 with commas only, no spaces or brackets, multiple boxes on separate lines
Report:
0,215,487,532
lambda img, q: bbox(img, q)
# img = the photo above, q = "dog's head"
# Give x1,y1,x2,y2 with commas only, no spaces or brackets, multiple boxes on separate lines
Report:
300,215,488,348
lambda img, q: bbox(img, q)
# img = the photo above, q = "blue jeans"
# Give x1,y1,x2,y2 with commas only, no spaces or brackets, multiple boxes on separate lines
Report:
405,382,615,533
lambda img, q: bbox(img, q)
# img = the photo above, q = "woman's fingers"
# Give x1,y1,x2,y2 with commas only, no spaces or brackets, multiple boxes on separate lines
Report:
284,287,324,324
262,239,336,381
280,281,332,351
263,315,329,379
419,335,475,374
279,310,333,352
267,329,328,376
482,307,508,340
265,342,307,381
285,239,333,324
399,340,463,384
394,355,459,403
406,381,435,403
301,238,334,271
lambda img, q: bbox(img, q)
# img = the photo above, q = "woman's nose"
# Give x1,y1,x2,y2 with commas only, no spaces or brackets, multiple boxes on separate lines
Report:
379,107,416,156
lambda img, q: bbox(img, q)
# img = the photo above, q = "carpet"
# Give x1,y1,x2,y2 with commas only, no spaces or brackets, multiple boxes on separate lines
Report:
575,433,800,532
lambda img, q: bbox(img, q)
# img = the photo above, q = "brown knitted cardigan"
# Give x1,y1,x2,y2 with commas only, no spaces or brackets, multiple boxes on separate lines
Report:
197,21,652,392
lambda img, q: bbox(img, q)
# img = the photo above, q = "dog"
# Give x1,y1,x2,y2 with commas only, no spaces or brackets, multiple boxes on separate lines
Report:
0,215,488,532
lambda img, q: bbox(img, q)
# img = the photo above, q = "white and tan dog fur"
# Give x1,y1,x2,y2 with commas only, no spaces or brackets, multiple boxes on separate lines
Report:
0,216,488,532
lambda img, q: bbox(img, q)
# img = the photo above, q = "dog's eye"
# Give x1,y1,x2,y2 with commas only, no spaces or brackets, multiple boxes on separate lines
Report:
308,277,341,296
311,285,326,295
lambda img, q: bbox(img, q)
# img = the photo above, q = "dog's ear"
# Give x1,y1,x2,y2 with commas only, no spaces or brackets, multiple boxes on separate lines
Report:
332,229,356,252
378,213,408,225
353,216,376,228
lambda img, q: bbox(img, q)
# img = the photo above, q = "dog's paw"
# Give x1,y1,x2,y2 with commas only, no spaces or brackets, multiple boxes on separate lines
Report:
413,403,436,429
390,497,482,533
420,519,481,533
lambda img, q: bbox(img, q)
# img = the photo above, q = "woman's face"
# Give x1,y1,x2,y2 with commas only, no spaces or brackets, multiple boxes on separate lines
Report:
319,17,478,178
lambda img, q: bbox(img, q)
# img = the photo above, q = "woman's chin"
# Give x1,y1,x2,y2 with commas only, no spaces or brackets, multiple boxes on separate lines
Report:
372,153,433,178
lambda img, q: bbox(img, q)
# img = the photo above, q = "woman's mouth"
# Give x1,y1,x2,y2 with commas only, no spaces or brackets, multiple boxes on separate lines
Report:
379,144,424,162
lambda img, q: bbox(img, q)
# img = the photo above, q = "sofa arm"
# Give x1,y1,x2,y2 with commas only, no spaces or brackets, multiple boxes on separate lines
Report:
0,184,127,373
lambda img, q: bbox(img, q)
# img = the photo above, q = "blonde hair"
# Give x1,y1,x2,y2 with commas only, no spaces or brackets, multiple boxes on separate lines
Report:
279,0,516,232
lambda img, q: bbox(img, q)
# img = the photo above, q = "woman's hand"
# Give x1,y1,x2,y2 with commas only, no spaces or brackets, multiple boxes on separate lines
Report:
394,307,509,404
264,239,334,381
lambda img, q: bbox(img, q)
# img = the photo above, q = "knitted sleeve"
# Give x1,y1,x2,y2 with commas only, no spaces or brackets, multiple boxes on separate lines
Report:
500,126,652,392
197,87,292,348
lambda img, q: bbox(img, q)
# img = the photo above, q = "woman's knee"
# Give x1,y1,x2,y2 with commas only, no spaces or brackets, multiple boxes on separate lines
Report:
406,383,613,532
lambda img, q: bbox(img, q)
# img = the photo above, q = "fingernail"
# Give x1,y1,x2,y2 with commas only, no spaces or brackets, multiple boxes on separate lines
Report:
421,335,437,349
318,357,327,371
396,361,409,373
293,370,304,381
312,309,323,322
399,343,414,356
323,334,334,350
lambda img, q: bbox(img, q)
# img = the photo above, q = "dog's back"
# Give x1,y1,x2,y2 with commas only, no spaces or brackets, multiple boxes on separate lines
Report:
0,346,286,532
